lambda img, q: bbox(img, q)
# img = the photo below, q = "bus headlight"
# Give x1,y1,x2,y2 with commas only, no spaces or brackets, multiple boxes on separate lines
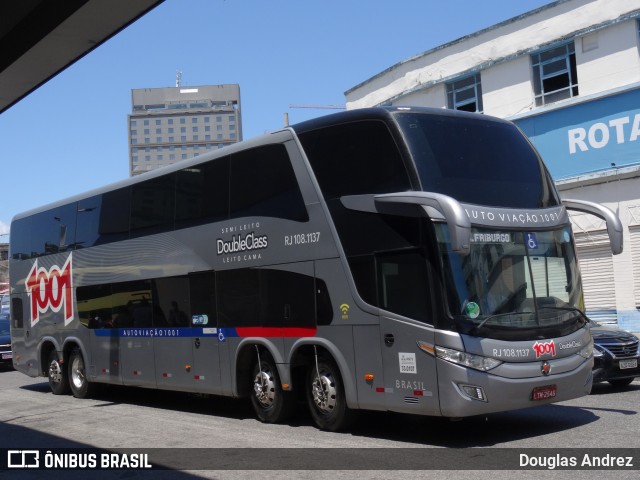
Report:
577,342,594,359
417,342,502,372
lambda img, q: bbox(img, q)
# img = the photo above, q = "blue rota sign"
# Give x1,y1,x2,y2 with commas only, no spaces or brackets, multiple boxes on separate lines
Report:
514,86,640,179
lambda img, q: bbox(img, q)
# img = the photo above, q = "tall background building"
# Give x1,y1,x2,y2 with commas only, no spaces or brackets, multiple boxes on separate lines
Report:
128,83,241,176
345,0,640,331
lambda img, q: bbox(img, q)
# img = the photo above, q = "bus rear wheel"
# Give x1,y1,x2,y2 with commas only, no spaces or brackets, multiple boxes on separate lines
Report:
306,356,356,431
250,353,294,423
68,347,96,398
47,350,70,395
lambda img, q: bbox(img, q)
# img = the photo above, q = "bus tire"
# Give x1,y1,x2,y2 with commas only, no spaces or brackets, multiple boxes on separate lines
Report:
47,350,70,395
68,347,96,398
250,353,294,424
306,355,356,431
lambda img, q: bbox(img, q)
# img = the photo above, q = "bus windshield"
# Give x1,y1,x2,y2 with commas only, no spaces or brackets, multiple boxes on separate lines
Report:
394,111,560,209
437,225,586,341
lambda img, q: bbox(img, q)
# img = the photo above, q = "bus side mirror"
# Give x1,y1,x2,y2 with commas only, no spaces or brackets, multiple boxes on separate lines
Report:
562,199,623,255
340,191,471,256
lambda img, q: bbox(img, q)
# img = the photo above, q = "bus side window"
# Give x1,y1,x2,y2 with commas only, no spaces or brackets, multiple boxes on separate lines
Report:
153,276,190,327
229,144,308,222
217,268,316,328
77,284,113,328
189,272,217,327
315,278,333,326
130,175,176,237
11,298,23,329
175,158,230,229
375,250,432,324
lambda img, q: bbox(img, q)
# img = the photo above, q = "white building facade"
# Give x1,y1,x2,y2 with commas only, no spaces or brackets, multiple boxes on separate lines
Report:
345,0,640,331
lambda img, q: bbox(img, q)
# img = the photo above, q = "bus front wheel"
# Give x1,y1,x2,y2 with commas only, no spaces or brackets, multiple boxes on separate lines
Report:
250,352,294,423
68,347,96,398
47,350,70,395
306,356,356,431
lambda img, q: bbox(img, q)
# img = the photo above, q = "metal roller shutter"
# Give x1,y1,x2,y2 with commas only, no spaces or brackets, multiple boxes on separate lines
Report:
630,226,640,309
575,237,617,325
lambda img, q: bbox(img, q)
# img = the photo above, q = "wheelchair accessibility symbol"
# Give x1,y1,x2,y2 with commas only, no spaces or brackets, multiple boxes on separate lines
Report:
526,232,538,249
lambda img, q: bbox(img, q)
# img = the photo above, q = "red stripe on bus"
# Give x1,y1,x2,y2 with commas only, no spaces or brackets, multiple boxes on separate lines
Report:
235,327,317,338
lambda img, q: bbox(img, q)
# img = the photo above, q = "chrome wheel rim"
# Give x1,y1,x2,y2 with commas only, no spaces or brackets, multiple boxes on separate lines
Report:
253,369,276,408
71,355,85,389
312,372,337,413
49,359,63,385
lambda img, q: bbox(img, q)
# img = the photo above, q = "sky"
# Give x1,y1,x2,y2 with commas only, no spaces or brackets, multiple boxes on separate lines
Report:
0,0,554,238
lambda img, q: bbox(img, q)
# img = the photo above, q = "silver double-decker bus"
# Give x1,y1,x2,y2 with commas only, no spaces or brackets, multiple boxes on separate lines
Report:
9,107,622,431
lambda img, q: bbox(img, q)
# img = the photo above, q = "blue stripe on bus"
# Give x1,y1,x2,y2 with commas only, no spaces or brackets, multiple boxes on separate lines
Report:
93,327,221,338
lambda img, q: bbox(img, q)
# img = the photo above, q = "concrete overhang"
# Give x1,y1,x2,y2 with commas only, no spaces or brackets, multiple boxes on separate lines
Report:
0,0,164,114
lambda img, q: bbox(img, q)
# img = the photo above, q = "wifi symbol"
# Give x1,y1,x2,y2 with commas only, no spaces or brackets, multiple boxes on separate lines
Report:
340,304,350,318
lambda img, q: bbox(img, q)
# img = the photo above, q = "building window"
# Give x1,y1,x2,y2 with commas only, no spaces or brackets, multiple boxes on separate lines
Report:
168,119,173,125
156,137,162,143
180,118,186,124
193,135,199,141
168,127,174,134
192,118,198,123
144,129,150,135
181,136,187,142
531,42,578,106
192,127,198,132
156,128,161,134
131,120,137,126
446,73,483,113
144,120,149,126
156,120,161,125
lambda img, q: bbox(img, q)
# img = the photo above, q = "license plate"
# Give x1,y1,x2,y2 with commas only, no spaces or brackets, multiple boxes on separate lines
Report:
619,359,638,370
532,384,557,401
1,353,11,360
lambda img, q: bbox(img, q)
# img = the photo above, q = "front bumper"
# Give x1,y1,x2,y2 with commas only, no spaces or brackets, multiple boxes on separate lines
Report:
437,356,593,417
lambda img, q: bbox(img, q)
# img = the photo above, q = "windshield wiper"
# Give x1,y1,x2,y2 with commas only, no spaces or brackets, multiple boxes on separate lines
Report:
534,306,587,322
473,311,530,333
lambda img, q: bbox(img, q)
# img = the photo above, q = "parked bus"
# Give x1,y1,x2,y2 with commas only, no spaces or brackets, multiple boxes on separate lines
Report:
9,107,622,431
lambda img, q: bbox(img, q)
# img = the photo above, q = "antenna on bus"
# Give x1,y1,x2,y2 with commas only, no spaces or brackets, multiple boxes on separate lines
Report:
176,70,183,87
